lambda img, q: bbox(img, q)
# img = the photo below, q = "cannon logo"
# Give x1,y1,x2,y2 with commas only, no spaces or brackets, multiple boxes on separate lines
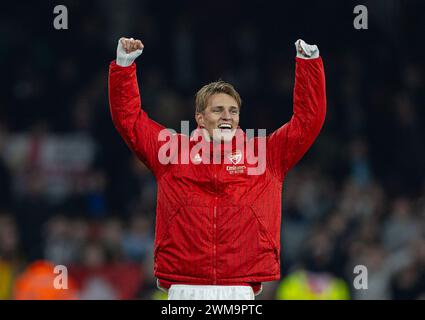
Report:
228,150,242,165
227,150,246,174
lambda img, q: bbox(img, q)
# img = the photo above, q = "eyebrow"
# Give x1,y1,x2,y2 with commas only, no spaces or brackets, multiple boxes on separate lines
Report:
212,106,239,110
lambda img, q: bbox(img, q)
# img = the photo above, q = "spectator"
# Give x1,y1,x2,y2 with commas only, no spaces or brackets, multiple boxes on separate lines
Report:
122,214,154,263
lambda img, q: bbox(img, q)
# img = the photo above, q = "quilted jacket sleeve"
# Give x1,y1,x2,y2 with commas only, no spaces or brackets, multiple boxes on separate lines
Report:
108,60,169,178
267,57,327,181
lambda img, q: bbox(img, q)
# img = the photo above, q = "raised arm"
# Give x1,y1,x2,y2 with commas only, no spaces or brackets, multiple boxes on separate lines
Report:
108,38,168,177
267,39,327,180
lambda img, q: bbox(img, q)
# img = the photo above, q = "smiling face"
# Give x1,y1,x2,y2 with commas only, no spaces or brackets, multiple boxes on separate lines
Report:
195,93,240,142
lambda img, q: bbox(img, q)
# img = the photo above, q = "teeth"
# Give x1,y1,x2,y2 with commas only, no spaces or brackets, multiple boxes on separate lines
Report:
219,124,232,129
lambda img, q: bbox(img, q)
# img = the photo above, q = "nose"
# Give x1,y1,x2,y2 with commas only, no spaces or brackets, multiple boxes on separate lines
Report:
221,109,231,120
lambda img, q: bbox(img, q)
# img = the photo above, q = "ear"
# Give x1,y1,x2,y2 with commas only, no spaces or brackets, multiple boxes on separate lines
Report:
195,112,205,128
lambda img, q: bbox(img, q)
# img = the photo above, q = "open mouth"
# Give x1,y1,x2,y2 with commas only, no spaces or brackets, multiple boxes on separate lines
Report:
217,123,232,132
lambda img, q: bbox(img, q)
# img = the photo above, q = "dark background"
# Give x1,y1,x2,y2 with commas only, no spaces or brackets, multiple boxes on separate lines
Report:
0,0,424,299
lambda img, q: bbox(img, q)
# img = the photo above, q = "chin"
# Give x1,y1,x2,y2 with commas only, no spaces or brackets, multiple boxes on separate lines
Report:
212,129,236,143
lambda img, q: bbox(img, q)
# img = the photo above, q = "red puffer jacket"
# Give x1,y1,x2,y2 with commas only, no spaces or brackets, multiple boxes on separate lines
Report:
108,57,326,291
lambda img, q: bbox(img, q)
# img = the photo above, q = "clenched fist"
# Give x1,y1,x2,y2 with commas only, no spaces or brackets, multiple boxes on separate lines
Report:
295,39,319,59
116,37,144,67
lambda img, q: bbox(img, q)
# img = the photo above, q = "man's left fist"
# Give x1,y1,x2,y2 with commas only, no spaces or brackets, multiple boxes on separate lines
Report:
295,39,319,59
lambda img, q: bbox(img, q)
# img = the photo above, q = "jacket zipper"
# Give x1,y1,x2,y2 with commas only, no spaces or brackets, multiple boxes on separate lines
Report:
213,164,218,285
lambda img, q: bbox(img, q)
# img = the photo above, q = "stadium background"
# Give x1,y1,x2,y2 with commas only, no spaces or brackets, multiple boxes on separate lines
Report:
0,0,424,299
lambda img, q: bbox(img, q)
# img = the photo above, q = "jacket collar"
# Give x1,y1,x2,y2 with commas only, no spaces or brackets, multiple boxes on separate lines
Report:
190,126,245,142
190,126,246,158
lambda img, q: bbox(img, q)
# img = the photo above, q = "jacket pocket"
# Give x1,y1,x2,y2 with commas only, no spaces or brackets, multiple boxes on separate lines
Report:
154,205,213,279
154,206,181,256
215,205,280,279
248,205,279,263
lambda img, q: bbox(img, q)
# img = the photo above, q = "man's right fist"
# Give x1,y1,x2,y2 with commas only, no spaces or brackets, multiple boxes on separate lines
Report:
116,37,144,67
295,39,319,59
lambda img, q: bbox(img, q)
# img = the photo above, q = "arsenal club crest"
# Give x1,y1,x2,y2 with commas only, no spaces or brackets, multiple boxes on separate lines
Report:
228,150,242,165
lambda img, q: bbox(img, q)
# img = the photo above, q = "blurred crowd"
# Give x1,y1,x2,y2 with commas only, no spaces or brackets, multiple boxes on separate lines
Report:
0,0,424,299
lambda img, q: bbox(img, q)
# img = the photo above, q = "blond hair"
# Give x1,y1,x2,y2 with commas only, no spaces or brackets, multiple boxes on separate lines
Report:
195,80,242,113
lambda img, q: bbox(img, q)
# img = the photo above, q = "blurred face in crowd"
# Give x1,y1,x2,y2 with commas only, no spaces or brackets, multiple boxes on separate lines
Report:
195,93,240,142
